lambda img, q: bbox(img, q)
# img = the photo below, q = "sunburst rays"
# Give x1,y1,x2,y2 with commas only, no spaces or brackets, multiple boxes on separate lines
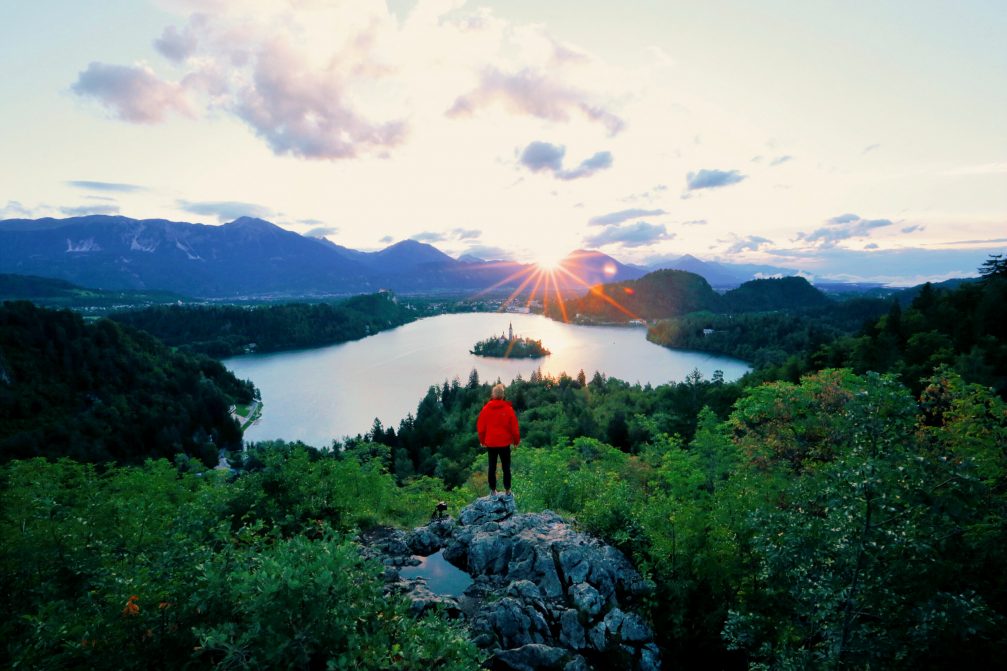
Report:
469,259,637,323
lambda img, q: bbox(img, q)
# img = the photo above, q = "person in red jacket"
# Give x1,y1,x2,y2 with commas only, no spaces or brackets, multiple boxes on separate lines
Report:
477,383,520,497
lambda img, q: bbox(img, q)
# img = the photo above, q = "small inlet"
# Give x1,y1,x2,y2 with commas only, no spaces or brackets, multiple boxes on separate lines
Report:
398,550,473,597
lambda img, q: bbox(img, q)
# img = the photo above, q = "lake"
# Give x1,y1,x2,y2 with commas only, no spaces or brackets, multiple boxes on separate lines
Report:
223,312,749,446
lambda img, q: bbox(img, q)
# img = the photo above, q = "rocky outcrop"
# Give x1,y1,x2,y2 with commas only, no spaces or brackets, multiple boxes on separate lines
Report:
361,496,661,670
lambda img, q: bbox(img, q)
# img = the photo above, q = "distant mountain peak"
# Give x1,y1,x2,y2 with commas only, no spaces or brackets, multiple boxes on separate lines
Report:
373,239,455,267
225,216,277,229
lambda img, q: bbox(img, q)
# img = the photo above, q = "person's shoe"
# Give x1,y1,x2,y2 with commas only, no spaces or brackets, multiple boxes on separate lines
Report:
490,490,497,497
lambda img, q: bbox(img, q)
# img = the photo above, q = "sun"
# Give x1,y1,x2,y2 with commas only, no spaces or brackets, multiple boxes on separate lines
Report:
532,250,566,271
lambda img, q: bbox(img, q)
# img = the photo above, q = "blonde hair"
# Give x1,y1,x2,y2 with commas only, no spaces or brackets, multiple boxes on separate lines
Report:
491,383,506,399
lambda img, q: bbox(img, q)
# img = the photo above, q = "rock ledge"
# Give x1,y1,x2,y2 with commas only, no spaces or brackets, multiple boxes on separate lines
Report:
361,496,660,670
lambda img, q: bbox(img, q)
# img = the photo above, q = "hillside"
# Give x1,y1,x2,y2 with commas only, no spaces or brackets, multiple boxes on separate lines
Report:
721,276,832,312
555,269,722,322
110,292,417,357
0,301,254,464
0,273,186,309
556,271,837,323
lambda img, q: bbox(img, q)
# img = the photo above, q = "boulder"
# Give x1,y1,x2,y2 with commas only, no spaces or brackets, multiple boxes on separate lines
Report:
407,517,454,555
459,494,517,526
559,609,586,650
360,496,662,670
570,583,603,618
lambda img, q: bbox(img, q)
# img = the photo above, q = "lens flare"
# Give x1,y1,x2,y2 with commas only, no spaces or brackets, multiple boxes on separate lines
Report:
469,251,639,324
533,251,566,271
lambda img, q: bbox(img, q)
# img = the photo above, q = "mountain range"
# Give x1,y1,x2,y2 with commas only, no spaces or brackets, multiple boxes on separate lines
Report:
1,214,808,299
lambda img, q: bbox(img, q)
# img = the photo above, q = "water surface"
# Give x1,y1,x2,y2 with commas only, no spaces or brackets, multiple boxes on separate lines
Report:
224,312,748,446
399,550,473,597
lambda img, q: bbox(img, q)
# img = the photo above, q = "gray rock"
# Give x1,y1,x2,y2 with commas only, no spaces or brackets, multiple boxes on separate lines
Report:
484,596,549,648
587,620,608,651
619,612,652,643
570,583,603,618
558,609,586,650
402,582,461,618
640,643,662,671
469,529,513,575
563,656,591,671
459,495,517,526
603,608,627,639
507,579,543,602
408,526,446,556
493,644,569,671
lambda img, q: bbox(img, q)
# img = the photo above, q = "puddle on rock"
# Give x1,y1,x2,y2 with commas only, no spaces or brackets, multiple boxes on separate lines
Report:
399,550,473,597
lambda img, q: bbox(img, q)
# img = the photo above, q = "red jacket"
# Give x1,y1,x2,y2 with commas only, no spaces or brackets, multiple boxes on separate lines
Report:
477,399,520,448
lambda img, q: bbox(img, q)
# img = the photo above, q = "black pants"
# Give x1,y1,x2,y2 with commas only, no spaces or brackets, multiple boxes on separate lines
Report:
486,446,511,491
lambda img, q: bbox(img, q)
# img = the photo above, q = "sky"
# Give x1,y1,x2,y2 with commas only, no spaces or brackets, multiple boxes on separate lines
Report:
1,0,1005,285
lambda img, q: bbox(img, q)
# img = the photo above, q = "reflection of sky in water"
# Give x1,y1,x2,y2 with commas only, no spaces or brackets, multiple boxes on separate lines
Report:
398,550,473,597
226,312,750,445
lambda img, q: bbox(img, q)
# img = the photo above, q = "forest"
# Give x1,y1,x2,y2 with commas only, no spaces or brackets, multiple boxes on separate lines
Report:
649,257,1007,396
1,257,1005,668
109,292,417,357
0,301,254,465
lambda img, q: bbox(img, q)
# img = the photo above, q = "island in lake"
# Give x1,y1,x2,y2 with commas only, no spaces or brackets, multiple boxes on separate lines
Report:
471,322,551,358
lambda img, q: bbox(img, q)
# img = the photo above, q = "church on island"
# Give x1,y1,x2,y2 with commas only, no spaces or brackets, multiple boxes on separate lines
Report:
471,323,551,359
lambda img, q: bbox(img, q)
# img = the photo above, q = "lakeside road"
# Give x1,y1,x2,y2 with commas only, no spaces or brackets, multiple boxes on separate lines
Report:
231,400,262,431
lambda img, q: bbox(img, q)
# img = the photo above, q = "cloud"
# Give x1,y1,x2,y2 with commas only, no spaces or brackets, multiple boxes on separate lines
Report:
827,213,860,225
75,4,632,162
411,228,482,243
460,244,514,261
154,24,199,62
865,243,879,249
584,221,674,248
410,231,446,242
72,62,192,123
558,151,612,180
520,142,565,173
0,201,37,219
589,208,666,226
305,226,339,238
66,180,144,193
59,204,121,216
799,213,894,248
901,224,925,234
518,142,612,180
769,155,792,166
379,235,394,244
724,235,772,254
233,40,407,160
863,143,881,154
685,168,746,190
448,67,624,135
76,10,407,160
682,219,707,226
942,162,1007,176
933,237,1007,246
177,199,274,222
